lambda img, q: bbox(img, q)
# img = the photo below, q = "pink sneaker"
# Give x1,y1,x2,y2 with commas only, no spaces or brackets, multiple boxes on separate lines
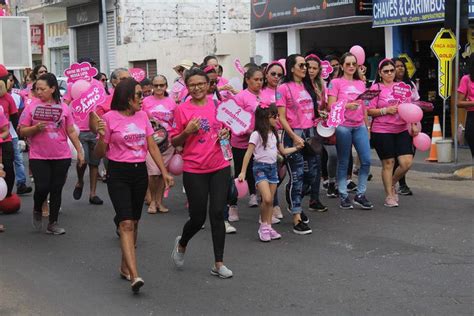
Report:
384,196,399,208
273,206,283,219
269,227,281,240
258,216,281,225
228,205,239,222
258,224,271,242
391,186,399,202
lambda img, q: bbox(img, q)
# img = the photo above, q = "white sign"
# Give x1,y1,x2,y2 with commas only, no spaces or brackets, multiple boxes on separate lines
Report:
216,99,252,136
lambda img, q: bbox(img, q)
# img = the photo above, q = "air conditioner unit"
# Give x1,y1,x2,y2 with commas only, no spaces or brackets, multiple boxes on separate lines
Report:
0,16,32,69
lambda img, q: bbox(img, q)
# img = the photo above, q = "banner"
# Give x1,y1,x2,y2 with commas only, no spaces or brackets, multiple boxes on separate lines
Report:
216,99,252,135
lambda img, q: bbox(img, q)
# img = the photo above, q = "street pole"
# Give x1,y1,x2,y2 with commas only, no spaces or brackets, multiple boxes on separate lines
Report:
453,0,461,163
442,99,446,139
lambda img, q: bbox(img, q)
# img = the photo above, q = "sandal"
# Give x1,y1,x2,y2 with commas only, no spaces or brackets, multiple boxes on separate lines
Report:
131,277,144,293
157,204,169,213
119,269,131,281
147,203,157,214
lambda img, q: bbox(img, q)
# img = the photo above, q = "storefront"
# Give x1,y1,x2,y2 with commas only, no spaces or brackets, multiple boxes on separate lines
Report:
252,1,380,63
46,21,69,77
373,0,473,137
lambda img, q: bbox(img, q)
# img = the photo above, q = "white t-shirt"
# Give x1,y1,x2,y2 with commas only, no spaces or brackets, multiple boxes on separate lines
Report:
249,131,278,164
9,92,22,139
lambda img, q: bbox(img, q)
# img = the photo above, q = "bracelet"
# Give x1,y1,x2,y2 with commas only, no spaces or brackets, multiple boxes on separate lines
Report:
380,108,386,116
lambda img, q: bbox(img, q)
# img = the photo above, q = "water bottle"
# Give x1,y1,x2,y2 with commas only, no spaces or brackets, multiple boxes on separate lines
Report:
219,138,233,161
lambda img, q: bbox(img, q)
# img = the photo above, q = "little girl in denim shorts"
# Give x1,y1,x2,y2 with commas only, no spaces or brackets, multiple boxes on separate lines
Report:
238,103,303,242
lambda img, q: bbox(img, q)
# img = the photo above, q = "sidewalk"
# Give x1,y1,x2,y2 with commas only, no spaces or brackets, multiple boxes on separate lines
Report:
369,146,473,174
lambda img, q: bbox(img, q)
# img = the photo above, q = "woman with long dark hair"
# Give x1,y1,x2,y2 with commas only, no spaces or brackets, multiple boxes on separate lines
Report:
276,54,325,235
457,54,474,157
95,78,174,293
368,59,418,207
327,52,373,210
170,68,233,278
19,73,84,234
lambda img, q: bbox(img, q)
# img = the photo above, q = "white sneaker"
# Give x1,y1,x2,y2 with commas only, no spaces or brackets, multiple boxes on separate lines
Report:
225,221,236,234
259,216,281,225
273,205,283,219
248,194,258,207
228,205,239,222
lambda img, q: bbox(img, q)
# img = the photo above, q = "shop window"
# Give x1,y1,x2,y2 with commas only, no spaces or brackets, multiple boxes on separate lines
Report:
132,60,157,79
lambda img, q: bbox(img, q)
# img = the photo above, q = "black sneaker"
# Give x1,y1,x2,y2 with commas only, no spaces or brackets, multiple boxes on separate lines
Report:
293,221,312,235
398,185,413,196
326,182,338,198
17,184,32,195
89,196,104,205
300,211,309,224
309,200,328,212
354,194,373,210
347,181,358,192
340,196,353,209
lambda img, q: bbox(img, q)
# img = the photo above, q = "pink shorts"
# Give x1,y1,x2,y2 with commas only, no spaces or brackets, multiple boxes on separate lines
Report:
146,145,174,176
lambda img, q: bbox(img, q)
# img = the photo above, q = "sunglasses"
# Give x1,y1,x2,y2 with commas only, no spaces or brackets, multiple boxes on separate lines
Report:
269,72,283,78
330,63,340,68
344,62,357,67
269,113,279,119
209,79,219,86
296,63,308,70
135,91,143,98
382,69,395,74
101,78,107,82
153,84,166,88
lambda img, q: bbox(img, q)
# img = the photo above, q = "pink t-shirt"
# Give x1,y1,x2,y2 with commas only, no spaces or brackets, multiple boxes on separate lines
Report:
231,89,272,149
457,75,474,112
276,82,315,129
96,93,113,117
0,92,19,142
142,95,177,131
261,87,276,104
369,83,408,134
0,107,8,144
19,101,74,160
249,131,277,164
102,110,154,163
170,99,230,174
327,78,366,127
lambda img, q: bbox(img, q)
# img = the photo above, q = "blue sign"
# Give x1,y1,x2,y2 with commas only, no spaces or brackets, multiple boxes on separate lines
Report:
373,0,445,27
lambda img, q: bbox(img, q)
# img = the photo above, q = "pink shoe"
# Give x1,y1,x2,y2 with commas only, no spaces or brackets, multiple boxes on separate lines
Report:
258,224,271,242
391,186,399,202
269,227,281,240
273,206,283,219
258,216,281,225
384,196,399,208
228,205,239,222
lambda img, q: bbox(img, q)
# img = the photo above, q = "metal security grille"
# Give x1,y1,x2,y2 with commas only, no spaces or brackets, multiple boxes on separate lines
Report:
106,11,117,71
75,24,100,69
132,60,157,79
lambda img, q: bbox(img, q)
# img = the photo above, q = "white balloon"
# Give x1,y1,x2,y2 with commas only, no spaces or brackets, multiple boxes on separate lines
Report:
0,177,8,201
18,140,26,152
228,77,243,91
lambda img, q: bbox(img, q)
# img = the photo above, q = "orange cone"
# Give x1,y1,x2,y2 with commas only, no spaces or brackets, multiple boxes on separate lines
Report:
426,116,442,162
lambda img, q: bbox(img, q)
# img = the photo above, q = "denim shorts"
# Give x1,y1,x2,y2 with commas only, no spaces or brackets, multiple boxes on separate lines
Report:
79,131,101,166
252,161,279,186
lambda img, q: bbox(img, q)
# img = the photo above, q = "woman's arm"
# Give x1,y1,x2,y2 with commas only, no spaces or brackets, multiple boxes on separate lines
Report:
19,122,46,138
277,106,304,147
94,118,107,158
237,144,255,181
0,125,9,140
147,137,174,189
67,125,85,166
278,142,302,156
171,117,200,147
458,92,474,108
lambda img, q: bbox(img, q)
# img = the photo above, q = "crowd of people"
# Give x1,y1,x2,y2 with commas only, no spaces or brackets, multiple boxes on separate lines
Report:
1,50,473,293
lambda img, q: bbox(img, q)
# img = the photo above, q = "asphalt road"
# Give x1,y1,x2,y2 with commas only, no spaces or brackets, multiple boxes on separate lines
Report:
0,167,473,315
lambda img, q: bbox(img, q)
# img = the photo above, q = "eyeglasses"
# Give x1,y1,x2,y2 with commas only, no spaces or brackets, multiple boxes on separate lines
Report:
188,82,207,90
38,70,47,74
296,63,308,70
344,62,357,67
101,78,107,82
330,63,340,68
269,114,279,119
153,84,166,88
135,91,143,99
269,72,283,78
382,68,395,74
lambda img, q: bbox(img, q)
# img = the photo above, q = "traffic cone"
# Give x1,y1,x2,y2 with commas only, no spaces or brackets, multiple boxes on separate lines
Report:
426,116,442,162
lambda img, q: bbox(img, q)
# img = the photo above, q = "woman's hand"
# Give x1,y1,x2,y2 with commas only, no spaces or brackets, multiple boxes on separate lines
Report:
345,102,360,110
385,105,398,115
96,118,106,137
163,173,175,189
219,84,238,94
318,110,328,119
77,149,85,167
237,172,246,182
35,122,46,132
218,128,230,140
295,142,305,150
292,135,305,148
411,124,420,137
184,118,201,134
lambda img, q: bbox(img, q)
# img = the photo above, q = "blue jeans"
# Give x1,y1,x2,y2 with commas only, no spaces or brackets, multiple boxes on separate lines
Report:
335,125,371,199
283,129,321,214
12,137,27,186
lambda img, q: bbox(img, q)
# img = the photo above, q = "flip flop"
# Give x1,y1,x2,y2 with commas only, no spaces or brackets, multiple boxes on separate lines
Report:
119,269,131,281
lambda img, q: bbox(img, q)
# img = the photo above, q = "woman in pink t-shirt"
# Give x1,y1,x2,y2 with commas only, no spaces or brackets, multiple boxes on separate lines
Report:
327,52,372,210
142,75,177,214
228,67,267,220
94,78,173,293
276,54,325,236
368,59,419,207
19,73,85,235
457,55,474,157
170,68,233,279
0,107,8,233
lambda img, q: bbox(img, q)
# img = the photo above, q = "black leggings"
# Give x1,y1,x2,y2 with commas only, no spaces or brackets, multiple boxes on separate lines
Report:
2,141,15,196
30,159,71,224
107,160,148,224
231,148,255,205
180,167,230,262
465,111,474,157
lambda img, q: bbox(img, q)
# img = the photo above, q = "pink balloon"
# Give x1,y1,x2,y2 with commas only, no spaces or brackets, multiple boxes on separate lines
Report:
349,45,366,65
412,132,431,151
278,59,286,73
71,79,91,100
234,178,249,199
398,103,423,123
407,122,422,136
0,178,7,201
168,154,183,175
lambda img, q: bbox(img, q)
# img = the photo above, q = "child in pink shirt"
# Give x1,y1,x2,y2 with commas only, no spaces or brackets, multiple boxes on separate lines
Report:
238,104,301,242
